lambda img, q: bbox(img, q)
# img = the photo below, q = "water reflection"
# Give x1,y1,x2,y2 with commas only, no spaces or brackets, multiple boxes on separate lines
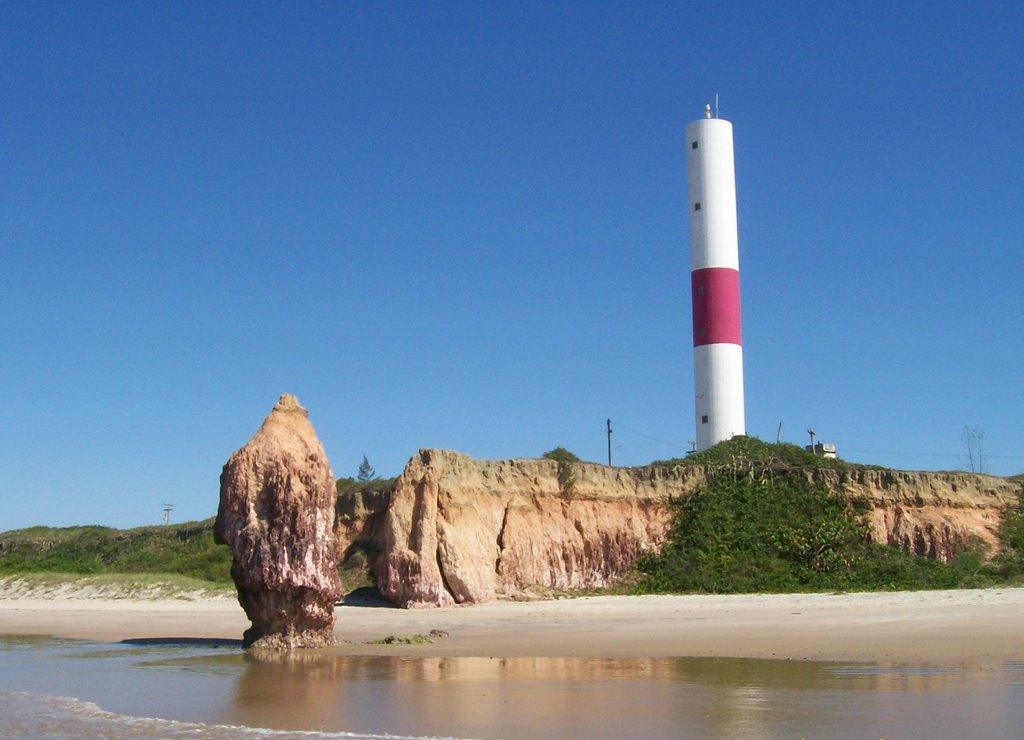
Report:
216,652,1023,738
2,636,1020,740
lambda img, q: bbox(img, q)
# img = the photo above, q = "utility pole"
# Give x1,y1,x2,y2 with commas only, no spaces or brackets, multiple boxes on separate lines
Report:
162,503,173,526
606,418,613,466
807,429,816,455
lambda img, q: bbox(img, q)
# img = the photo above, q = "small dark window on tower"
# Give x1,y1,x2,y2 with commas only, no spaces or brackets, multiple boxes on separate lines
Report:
692,141,698,150
694,202,701,211
701,415,709,424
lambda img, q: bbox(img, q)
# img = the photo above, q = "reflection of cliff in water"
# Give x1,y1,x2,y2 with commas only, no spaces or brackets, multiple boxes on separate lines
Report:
1,637,1019,738
224,653,1021,738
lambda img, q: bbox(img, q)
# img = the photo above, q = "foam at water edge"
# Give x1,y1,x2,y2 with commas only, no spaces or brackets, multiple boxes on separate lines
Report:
0,690,470,739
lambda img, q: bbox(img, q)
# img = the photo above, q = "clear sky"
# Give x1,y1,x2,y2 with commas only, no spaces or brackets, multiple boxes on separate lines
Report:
2,1,1022,530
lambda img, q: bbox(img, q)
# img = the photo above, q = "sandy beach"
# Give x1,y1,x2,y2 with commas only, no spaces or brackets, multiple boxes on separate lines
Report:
2,587,1021,664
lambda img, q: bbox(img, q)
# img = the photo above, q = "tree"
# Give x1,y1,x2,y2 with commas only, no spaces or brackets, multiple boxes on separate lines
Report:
357,455,376,483
542,447,581,463
543,447,580,496
962,426,986,474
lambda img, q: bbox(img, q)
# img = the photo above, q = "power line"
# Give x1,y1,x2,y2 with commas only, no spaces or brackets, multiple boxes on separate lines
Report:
603,419,1023,463
614,443,635,468
842,448,1024,460
608,420,688,451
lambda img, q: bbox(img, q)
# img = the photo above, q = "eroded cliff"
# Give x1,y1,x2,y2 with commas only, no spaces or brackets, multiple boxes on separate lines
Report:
345,450,701,607
815,468,1017,560
337,450,1019,608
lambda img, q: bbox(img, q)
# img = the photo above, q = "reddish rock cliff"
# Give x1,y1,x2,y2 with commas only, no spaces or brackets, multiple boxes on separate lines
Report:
362,450,700,607
215,394,343,648
338,450,1019,608
814,468,1017,561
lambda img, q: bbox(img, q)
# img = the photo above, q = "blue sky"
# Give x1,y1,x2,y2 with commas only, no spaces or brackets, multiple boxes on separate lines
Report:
2,2,1022,530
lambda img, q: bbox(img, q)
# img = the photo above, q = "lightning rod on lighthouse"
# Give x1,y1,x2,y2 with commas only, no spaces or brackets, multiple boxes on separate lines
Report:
686,103,745,450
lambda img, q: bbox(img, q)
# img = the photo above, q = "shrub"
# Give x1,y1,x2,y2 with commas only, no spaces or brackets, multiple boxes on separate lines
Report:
543,447,580,496
991,484,1024,581
651,435,883,472
633,469,999,594
0,519,233,584
336,476,396,497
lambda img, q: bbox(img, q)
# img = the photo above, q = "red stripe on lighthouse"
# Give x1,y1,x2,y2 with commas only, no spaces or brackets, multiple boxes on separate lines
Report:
692,267,742,346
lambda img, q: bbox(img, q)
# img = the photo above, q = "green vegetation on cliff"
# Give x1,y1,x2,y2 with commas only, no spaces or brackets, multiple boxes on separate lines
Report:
543,447,581,496
652,435,879,471
336,476,397,497
0,518,233,585
995,486,1024,578
635,438,1024,594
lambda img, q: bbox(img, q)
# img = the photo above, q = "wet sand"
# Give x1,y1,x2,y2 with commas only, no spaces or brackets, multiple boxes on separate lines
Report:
2,588,1022,663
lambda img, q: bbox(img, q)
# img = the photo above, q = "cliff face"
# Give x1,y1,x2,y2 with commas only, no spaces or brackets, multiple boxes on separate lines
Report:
364,450,699,608
814,468,1018,560
336,450,1019,608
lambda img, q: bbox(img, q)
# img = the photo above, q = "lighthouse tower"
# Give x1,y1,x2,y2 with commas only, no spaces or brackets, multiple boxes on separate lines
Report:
686,104,745,451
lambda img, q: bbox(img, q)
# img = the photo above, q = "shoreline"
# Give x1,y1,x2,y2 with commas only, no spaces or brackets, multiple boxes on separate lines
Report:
2,588,1022,663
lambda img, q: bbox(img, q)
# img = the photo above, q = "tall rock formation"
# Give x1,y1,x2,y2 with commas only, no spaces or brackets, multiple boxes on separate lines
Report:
215,394,342,648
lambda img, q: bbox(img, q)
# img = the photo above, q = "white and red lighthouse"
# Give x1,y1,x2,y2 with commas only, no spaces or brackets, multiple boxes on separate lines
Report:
686,104,745,450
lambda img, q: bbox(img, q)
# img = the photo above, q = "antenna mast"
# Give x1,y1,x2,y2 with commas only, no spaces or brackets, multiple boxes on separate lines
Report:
162,503,173,526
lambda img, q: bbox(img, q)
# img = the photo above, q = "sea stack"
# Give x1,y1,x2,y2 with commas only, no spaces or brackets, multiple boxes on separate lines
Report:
215,394,342,649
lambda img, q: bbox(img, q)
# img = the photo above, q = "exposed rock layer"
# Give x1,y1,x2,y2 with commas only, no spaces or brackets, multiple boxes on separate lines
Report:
215,394,342,648
815,468,1017,561
338,450,1019,609
365,450,698,607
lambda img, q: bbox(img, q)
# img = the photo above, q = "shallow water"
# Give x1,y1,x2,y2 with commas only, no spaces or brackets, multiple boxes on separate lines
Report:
1,635,1021,738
